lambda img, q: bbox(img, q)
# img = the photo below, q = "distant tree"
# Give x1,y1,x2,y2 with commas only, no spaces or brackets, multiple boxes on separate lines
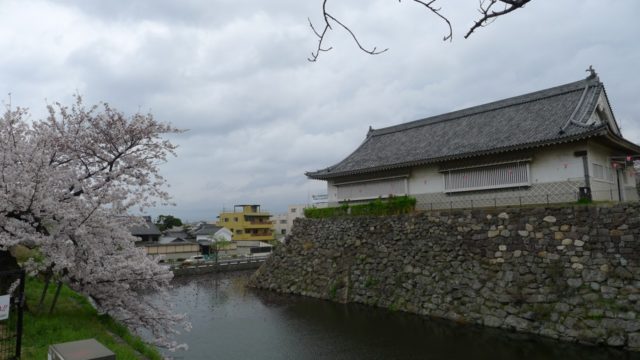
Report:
156,214,183,231
0,96,188,349
211,235,232,260
309,0,532,61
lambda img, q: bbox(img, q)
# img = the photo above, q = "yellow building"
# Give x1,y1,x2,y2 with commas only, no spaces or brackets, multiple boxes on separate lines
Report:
216,204,274,241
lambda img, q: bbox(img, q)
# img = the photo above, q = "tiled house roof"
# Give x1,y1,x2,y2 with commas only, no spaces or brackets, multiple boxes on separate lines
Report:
306,75,640,180
194,224,223,236
130,216,161,236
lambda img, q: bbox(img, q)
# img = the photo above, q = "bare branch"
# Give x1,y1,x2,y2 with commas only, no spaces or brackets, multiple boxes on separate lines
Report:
307,17,333,62
309,0,534,60
409,0,452,42
308,0,387,62
325,13,388,55
465,0,531,39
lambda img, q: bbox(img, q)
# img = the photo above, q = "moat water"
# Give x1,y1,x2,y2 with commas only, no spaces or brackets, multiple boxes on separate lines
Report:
165,270,639,360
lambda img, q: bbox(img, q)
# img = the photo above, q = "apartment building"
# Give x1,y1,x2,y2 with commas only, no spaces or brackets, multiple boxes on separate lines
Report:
216,204,274,242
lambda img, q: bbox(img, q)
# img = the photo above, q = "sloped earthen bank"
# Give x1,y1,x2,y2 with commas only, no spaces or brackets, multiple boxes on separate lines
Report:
250,204,640,351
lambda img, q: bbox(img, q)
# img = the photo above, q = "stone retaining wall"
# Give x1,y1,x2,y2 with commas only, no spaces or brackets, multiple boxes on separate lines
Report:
250,203,640,351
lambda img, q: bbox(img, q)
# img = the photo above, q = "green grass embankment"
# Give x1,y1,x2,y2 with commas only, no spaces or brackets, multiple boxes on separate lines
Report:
22,277,163,359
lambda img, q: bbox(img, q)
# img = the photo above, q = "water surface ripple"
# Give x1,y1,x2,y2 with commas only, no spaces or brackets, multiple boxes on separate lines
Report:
165,271,640,360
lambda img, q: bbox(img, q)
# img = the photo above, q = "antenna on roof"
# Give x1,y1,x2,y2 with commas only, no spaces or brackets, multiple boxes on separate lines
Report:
585,65,597,80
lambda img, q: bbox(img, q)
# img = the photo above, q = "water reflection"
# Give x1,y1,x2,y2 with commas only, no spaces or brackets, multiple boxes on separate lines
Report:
165,271,640,360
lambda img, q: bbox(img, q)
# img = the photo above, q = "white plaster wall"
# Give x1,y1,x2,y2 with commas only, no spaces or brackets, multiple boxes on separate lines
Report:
323,142,638,203
588,142,619,201
328,181,338,203
409,143,587,196
529,143,586,185
622,167,638,201
408,165,443,195
211,228,233,241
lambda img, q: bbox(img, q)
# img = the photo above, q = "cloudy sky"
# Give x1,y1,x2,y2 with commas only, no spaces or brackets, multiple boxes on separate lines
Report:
1,0,639,221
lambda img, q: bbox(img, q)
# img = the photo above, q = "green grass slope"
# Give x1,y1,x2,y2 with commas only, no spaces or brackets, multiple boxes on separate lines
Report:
22,278,162,359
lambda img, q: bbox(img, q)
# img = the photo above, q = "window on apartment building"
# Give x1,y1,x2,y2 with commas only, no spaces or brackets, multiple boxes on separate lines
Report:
291,208,296,213
234,217,238,222
443,161,530,193
281,229,286,235
236,230,243,234
224,218,228,222
279,220,287,224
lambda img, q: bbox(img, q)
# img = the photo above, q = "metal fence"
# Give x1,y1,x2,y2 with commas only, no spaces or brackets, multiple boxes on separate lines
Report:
417,189,630,211
0,269,25,360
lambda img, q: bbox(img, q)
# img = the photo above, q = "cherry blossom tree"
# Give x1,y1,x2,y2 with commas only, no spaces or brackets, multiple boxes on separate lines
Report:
0,96,188,348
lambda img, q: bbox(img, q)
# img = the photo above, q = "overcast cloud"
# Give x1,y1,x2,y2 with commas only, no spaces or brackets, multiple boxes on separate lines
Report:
1,0,639,221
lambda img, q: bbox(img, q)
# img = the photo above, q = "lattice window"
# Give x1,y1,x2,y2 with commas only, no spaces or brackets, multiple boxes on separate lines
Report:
336,177,407,201
443,162,530,193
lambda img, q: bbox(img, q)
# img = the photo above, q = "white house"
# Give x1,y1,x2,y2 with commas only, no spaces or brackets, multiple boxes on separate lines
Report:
306,71,640,209
194,224,233,242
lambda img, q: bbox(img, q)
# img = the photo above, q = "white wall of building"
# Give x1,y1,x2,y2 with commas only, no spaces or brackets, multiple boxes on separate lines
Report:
408,166,443,194
588,141,638,201
272,204,327,240
588,141,619,201
325,142,640,205
195,228,233,242
331,143,587,200
271,213,288,240
528,143,586,184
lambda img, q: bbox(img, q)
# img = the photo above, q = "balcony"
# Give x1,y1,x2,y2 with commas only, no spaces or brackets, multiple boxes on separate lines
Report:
234,233,274,241
245,221,273,228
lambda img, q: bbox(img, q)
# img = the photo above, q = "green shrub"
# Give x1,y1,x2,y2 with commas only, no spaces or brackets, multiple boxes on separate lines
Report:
305,196,416,218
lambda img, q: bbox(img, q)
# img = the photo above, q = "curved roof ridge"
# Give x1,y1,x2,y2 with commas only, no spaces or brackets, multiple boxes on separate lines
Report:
371,78,598,137
310,126,609,179
305,75,629,181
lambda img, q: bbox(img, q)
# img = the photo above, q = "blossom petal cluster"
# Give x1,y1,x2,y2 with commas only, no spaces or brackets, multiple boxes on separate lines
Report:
0,96,187,348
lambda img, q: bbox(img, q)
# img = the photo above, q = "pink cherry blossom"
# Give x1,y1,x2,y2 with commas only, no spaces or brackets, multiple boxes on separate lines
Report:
0,96,189,349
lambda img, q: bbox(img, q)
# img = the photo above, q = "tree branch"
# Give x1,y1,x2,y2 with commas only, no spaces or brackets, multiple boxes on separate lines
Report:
408,0,452,41
465,0,531,39
308,0,388,62
310,0,534,60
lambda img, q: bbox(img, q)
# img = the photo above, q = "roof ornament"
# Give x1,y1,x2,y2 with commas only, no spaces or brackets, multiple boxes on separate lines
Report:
367,125,374,137
586,65,598,80
558,68,599,135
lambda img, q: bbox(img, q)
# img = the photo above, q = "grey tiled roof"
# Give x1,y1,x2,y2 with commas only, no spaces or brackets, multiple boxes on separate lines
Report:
306,75,635,180
129,217,161,236
194,224,223,236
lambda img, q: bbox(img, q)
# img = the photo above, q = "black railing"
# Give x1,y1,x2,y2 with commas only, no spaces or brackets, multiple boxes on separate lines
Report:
0,269,25,360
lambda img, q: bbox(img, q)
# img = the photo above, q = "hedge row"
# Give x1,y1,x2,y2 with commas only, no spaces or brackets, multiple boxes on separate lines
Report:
304,196,416,218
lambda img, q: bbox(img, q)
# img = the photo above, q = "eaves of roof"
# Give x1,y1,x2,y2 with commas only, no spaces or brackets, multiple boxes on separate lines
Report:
307,126,609,180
